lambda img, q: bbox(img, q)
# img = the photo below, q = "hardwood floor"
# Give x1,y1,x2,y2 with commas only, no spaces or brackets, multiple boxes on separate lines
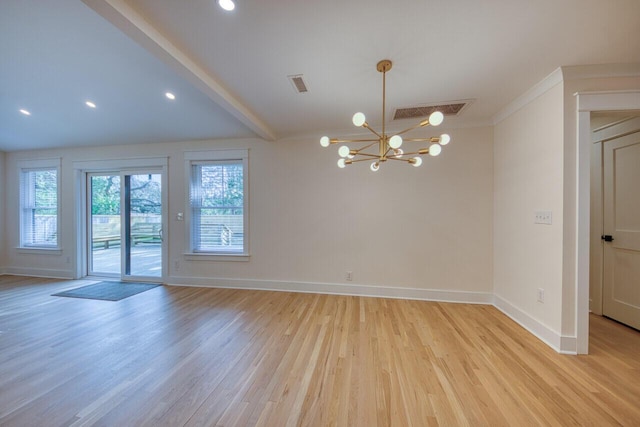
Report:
1,276,639,426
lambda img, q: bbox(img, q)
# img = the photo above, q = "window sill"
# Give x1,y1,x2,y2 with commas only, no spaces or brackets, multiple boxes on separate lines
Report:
184,253,250,262
16,247,63,255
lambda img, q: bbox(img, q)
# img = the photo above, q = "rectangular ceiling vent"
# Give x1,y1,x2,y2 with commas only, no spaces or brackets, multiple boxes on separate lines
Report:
288,74,309,93
393,101,471,120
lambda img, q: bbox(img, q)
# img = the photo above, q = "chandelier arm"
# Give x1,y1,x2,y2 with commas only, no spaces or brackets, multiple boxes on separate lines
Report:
396,119,429,135
362,124,383,139
332,138,378,143
385,156,412,163
354,142,379,152
348,157,379,164
402,138,437,142
350,152,381,158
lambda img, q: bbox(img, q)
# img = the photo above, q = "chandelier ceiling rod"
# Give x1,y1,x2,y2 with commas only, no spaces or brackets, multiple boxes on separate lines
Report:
320,59,451,171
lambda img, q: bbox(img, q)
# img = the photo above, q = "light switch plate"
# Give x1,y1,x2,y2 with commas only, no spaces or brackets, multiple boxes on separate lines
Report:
534,211,552,225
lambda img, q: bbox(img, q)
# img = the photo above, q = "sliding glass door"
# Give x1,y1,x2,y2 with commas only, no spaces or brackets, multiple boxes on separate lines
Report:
125,173,162,278
89,174,121,276
88,171,162,281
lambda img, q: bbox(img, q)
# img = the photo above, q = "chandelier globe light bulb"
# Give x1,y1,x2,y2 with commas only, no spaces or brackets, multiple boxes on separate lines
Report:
320,136,330,147
429,111,444,126
352,112,366,127
439,133,451,145
412,157,423,167
337,158,346,168
429,144,442,156
370,162,380,172
338,145,351,158
388,135,403,149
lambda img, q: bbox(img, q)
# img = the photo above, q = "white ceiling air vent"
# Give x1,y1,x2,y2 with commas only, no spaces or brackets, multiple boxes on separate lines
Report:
393,101,471,120
288,74,309,93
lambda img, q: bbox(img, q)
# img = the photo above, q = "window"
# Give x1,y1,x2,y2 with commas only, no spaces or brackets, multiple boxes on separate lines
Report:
20,166,59,248
187,150,248,256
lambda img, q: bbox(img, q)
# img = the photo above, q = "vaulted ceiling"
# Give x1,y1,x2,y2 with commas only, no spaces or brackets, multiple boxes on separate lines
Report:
2,0,639,151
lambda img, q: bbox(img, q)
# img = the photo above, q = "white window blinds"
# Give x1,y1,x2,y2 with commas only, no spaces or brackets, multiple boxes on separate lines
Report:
190,160,244,253
20,168,58,247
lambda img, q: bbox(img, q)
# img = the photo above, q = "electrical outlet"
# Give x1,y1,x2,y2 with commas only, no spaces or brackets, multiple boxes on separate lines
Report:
537,288,545,303
346,271,353,281
174,260,180,270
534,211,552,225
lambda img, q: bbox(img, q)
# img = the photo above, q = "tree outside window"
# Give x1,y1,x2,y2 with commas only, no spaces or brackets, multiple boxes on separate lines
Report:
21,168,58,247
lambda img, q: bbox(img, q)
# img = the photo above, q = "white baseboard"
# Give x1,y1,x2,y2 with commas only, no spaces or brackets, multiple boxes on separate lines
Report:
3,267,74,280
168,275,494,305
494,295,577,355
559,336,577,354
1,268,579,354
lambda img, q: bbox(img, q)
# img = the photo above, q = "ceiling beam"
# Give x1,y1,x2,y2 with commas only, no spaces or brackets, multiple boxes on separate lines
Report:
82,0,276,141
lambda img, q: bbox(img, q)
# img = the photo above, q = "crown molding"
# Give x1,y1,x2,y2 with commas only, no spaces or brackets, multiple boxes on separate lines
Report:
492,68,564,125
493,64,640,125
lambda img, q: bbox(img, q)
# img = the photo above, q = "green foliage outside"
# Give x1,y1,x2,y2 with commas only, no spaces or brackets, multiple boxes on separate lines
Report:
91,175,161,215
199,164,243,215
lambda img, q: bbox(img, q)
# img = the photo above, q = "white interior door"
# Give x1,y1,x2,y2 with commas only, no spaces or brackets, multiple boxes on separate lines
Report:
602,130,640,329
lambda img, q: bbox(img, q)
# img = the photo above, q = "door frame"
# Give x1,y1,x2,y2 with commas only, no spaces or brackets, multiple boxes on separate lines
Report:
590,117,640,316
576,90,640,354
73,157,169,283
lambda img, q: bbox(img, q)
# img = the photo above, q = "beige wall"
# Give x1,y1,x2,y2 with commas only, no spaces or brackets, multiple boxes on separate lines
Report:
493,82,565,336
3,126,494,298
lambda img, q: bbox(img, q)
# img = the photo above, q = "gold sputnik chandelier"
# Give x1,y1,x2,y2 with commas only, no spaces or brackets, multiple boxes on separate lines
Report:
320,59,450,171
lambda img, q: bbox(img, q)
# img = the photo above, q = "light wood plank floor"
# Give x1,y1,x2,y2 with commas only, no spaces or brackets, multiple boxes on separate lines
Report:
1,276,639,426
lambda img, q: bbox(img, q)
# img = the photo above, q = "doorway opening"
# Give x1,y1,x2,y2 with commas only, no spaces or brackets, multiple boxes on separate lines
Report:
87,170,163,282
576,90,640,354
590,113,640,331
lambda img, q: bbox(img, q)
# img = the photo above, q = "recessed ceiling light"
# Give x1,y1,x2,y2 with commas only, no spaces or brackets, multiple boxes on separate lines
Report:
19,109,31,116
165,92,176,100
218,0,235,11
85,101,96,108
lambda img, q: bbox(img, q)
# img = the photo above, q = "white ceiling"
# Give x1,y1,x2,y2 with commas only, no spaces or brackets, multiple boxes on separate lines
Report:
1,0,640,152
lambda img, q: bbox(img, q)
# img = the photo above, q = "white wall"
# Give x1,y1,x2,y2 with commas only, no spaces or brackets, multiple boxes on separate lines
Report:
493,81,565,347
4,126,494,300
0,151,5,270
492,65,640,353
